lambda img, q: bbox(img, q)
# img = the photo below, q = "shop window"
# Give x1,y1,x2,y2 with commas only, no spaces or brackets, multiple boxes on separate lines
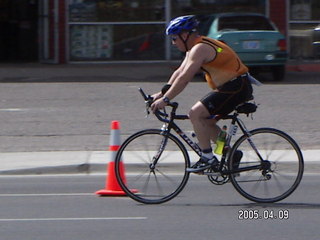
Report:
171,0,265,17
69,0,166,61
70,24,165,61
69,0,165,22
68,0,266,61
289,0,320,59
290,0,320,20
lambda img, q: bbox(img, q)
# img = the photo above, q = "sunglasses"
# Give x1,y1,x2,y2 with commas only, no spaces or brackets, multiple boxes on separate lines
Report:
171,36,178,42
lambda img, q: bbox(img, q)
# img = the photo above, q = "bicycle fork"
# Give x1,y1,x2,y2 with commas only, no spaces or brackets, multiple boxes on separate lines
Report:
149,125,170,171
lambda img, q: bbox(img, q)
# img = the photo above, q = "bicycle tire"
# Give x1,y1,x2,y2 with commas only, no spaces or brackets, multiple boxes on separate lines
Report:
228,128,304,203
115,129,190,204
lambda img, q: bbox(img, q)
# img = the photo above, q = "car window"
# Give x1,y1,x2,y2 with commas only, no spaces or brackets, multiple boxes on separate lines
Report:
218,16,275,31
197,15,214,35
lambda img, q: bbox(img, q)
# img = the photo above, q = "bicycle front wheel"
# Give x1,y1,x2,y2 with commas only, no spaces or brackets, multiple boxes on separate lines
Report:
115,129,190,204
229,128,304,203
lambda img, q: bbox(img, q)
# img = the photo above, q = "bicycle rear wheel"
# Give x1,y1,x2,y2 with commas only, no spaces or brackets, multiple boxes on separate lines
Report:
115,129,190,204
229,128,304,203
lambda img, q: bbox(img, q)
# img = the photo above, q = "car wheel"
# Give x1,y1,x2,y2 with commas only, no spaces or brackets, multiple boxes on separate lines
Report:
272,65,285,81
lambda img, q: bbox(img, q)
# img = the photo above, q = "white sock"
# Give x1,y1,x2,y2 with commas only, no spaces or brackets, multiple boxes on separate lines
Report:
201,151,214,161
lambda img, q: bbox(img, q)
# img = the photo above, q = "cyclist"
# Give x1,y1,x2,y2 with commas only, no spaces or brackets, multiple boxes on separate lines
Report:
150,15,253,173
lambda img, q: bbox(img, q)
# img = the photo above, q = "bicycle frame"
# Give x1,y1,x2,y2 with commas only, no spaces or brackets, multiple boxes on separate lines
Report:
159,107,263,176
139,87,262,175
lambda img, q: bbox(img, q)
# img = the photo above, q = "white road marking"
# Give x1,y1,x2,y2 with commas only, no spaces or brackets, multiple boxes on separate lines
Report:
0,217,147,222
0,193,93,197
0,108,26,112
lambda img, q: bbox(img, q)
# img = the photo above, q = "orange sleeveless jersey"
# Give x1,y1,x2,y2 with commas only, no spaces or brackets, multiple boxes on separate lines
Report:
197,36,248,90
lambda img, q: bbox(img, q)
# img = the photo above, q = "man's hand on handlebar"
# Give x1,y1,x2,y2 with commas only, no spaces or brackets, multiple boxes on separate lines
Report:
139,88,174,121
151,91,163,101
150,97,167,113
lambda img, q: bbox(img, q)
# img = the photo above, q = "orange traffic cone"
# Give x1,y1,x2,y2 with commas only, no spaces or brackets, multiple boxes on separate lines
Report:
95,120,127,196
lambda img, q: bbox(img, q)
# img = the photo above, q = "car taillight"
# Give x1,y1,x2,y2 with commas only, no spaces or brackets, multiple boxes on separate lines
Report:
278,39,286,51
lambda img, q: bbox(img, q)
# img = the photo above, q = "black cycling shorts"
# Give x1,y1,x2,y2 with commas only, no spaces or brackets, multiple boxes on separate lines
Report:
200,75,253,119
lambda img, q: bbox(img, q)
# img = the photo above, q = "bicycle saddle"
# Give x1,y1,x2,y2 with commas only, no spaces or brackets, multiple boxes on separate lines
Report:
235,102,257,114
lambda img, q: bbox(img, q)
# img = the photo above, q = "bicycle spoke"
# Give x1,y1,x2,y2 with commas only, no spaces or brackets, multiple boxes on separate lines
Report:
153,172,165,197
269,150,287,164
141,172,152,195
251,177,263,193
272,173,285,194
129,150,152,165
131,168,152,184
155,168,180,185
272,170,295,180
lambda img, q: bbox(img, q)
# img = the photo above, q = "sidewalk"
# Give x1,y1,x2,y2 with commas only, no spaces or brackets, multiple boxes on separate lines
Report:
0,60,319,83
0,151,110,175
0,62,176,82
0,150,319,175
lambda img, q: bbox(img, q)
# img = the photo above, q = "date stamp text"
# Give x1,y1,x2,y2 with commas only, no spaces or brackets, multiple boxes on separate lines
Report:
238,209,289,220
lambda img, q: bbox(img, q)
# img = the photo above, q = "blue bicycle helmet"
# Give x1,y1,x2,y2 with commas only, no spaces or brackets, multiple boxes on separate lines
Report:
166,15,198,35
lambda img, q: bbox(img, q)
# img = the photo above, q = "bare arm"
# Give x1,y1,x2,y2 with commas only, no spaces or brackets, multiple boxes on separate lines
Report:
167,56,188,85
164,43,215,100
150,43,215,112
151,56,188,100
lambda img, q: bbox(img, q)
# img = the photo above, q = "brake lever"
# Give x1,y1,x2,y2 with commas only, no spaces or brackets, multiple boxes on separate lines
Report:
144,102,150,118
144,95,153,118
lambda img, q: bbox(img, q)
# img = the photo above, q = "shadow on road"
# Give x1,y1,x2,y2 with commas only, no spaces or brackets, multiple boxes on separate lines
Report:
257,72,320,84
165,202,320,209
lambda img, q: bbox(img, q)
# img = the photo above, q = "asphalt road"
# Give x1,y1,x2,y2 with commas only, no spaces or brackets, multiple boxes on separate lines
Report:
0,70,319,240
0,71,319,152
0,174,319,240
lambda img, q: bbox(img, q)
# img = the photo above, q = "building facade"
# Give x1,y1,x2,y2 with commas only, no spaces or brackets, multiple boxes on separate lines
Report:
0,0,319,63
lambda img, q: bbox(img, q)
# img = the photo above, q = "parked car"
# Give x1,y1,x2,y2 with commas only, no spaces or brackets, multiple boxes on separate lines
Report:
198,13,288,81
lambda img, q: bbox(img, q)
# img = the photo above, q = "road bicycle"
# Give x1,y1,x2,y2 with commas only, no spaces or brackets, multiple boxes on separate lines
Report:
115,88,304,204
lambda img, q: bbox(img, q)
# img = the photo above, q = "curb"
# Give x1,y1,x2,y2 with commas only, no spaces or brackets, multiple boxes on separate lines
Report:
0,151,110,175
0,63,176,83
286,63,320,72
0,150,319,175
0,62,319,83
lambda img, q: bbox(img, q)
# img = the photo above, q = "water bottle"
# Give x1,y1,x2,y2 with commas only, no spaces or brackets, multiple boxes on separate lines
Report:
214,125,227,155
